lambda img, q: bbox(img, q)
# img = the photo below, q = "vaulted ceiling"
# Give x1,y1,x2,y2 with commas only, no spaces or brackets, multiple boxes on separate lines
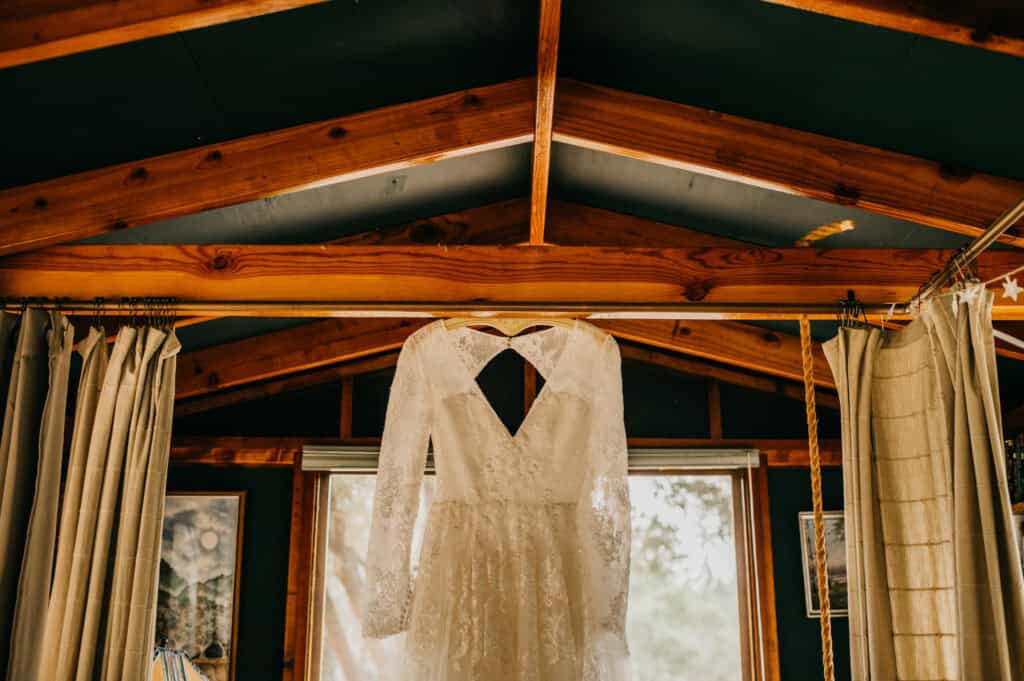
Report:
4,0,1024,409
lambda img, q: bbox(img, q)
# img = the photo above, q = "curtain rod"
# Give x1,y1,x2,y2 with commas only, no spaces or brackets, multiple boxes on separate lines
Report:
908,194,1024,309
0,299,910,320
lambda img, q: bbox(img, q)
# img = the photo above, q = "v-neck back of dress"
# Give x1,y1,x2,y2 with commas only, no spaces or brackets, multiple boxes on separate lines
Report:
442,321,577,443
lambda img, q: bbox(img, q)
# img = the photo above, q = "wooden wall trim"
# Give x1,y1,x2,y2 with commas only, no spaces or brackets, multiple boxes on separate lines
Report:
169,435,843,467
281,461,318,681
753,458,782,681
169,436,302,466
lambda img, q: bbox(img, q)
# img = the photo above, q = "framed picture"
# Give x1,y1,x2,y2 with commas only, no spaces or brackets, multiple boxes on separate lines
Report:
799,510,849,618
1015,513,1024,577
156,492,245,681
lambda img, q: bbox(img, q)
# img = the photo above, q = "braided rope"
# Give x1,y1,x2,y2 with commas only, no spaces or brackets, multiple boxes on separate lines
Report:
794,219,855,247
799,315,835,681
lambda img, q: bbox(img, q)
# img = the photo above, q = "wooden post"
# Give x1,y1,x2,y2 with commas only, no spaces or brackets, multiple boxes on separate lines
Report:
339,376,354,439
528,0,562,244
708,379,723,440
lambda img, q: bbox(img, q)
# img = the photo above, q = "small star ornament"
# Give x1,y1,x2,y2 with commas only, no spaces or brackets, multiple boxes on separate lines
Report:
959,283,981,305
1002,275,1023,303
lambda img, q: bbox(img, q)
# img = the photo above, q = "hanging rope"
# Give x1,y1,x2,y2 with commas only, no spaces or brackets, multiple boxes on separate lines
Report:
799,315,835,681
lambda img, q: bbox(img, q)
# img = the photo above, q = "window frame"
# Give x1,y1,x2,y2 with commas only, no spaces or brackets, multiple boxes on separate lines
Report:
303,447,778,681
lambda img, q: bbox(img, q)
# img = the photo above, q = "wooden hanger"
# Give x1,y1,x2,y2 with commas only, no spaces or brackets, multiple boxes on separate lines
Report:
441,317,577,336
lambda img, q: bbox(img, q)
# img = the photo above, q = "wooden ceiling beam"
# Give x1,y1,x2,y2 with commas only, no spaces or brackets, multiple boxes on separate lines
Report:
5,77,1023,253
5,244,1024,316
175,336,836,417
0,79,534,254
762,1,1024,59
604,319,835,389
0,0,332,69
175,350,399,416
618,342,838,408
554,79,1024,247
176,318,426,399
528,0,562,244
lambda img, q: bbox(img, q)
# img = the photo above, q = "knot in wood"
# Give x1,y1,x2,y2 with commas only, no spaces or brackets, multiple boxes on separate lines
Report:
34,197,48,210
206,150,223,163
832,183,860,205
210,254,232,271
206,371,220,389
463,93,482,108
938,162,973,183
328,126,347,139
760,332,781,346
410,222,441,244
672,322,692,337
684,280,710,302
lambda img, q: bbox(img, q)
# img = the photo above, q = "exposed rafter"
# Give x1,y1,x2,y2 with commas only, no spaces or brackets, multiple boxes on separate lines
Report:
174,351,400,418
602,319,835,389
176,318,426,399
174,333,836,416
763,1,1024,59
554,79,1024,247
4,79,1024,254
617,343,838,407
0,0,332,69
528,0,562,245
5,244,1024,317
0,79,534,254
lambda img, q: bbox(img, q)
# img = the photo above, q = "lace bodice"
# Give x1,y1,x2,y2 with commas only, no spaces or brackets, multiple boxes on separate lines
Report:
363,319,631,681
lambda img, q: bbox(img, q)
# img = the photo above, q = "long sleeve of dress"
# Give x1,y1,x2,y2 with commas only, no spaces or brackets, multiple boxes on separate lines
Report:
363,336,433,639
578,334,631,677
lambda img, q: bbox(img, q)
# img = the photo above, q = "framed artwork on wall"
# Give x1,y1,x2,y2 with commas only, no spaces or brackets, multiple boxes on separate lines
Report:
1015,513,1024,577
156,491,246,681
798,510,849,618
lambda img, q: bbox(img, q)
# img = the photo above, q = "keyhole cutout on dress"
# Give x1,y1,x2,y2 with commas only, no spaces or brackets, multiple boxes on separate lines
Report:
474,348,531,437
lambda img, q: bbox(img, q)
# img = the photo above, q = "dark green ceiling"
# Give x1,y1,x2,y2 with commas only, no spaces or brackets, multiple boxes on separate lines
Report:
5,0,1024,191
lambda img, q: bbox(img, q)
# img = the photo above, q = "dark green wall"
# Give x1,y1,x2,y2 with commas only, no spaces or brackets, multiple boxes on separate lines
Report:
766,469,849,681
165,466,293,681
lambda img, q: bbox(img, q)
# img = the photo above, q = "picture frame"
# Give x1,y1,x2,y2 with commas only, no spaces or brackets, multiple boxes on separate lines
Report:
798,510,849,618
156,491,246,681
1015,513,1024,577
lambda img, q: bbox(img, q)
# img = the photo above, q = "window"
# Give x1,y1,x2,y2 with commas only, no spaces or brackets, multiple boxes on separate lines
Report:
307,451,769,681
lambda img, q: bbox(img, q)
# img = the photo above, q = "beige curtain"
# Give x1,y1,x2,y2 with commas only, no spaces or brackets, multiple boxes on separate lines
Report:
33,324,180,681
824,289,1024,681
0,310,73,681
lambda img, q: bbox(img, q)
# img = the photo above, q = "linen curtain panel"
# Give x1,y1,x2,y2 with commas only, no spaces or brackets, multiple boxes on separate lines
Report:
824,289,1024,681
0,310,73,678
0,315,180,681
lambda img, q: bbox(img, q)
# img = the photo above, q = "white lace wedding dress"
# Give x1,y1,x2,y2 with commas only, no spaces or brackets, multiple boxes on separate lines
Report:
362,319,631,681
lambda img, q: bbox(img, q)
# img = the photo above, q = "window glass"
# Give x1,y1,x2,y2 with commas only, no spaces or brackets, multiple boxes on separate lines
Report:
319,474,741,681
